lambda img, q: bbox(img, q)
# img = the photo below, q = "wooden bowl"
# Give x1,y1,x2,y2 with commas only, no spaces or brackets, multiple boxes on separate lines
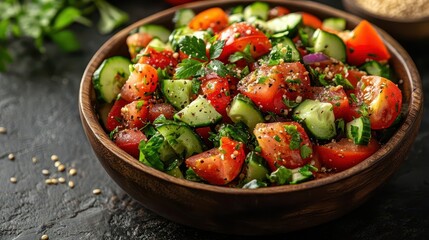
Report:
79,0,423,235
343,0,429,41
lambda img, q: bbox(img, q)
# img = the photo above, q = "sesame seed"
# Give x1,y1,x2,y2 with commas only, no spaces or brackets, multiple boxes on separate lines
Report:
58,177,65,183
8,153,15,160
54,161,61,167
68,181,75,189
10,177,17,183
0,127,6,134
51,178,58,184
69,168,77,176
57,164,65,172
92,189,102,195
50,155,59,161
41,234,49,240
45,179,53,185
32,157,38,163
42,169,50,176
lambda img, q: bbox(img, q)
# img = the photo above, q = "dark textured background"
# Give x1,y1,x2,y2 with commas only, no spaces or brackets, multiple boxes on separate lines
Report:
1,0,428,239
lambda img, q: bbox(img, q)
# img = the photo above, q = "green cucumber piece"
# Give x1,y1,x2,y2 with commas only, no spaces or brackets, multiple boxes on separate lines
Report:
231,5,244,14
146,38,169,51
293,99,336,140
346,116,371,145
312,29,346,62
174,95,222,127
139,24,171,42
322,18,346,31
157,124,203,158
266,13,303,37
161,79,193,110
93,56,131,103
298,26,315,47
227,94,264,130
229,13,245,24
173,9,195,28
359,60,391,79
244,2,270,21
243,152,269,184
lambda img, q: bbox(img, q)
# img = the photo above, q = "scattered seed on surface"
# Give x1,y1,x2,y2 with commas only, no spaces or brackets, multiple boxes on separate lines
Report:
57,164,65,172
0,127,6,134
32,157,38,163
8,153,15,160
93,188,101,195
42,169,50,176
41,234,49,240
50,155,59,161
58,177,65,183
69,168,77,176
54,161,61,167
68,181,75,189
10,177,17,183
45,179,53,185
51,178,58,184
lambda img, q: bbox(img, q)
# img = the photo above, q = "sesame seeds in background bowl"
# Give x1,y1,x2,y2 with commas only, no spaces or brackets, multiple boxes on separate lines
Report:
343,0,429,40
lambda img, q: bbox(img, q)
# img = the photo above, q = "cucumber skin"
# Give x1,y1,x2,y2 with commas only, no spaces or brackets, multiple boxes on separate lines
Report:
312,29,346,62
93,56,131,103
174,96,222,127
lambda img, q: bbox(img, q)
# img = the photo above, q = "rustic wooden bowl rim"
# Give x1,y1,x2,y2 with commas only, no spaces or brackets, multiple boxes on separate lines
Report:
79,0,422,195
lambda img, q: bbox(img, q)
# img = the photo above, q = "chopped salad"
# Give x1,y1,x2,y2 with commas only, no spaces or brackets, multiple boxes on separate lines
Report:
93,2,403,188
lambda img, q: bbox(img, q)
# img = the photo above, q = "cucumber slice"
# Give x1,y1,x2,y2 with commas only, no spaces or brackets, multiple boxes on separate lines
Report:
266,13,303,37
298,26,315,47
227,94,264,130
244,2,270,21
161,79,194,110
229,13,245,24
157,124,203,158
293,99,336,140
346,116,371,145
359,60,391,79
322,18,346,31
312,29,346,62
139,24,171,42
174,95,222,127
93,56,131,103
243,152,269,184
173,9,195,28
146,38,168,51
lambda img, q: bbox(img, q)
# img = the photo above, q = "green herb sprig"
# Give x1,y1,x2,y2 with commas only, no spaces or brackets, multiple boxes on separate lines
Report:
0,0,129,72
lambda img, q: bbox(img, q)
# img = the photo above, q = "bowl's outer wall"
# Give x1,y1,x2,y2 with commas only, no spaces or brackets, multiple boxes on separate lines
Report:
79,0,423,235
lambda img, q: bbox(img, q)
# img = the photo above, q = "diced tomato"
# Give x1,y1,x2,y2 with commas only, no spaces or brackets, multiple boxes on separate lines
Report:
106,98,129,132
299,12,322,29
121,100,149,129
309,86,350,119
148,103,176,122
345,20,391,66
126,32,153,59
138,46,178,70
189,7,229,33
268,6,290,19
315,138,380,171
238,62,310,114
254,122,313,170
356,76,402,129
201,73,231,118
185,137,246,185
113,128,147,158
217,22,271,62
120,63,159,102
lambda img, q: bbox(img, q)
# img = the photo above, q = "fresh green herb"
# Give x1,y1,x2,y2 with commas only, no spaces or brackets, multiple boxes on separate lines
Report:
0,0,128,72
207,59,229,77
139,132,165,171
267,166,292,185
174,59,205,79
283,98,300,109
274,135,281,142
228,44,254,63
349,93,358,103
209,40,225,60
191,79,201,94
290,164,317,184
336,118,345,135
135,100,145,111
209,122,254,148
178,36,208,61
142,124,157,138
185,168,203,182
309,67,329,86
333,74,354,90
257,76,269,84
300,145,312,159
109,127,119,140
284,125,301,150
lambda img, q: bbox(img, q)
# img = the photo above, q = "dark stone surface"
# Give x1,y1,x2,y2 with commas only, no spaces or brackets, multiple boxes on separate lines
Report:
0,0,428,239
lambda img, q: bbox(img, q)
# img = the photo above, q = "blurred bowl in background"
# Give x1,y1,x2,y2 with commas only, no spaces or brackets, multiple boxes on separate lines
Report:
343,0,429,41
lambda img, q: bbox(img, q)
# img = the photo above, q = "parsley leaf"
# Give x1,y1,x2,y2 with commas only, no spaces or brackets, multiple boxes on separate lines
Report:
333,73,354,90
191,78,201,94
138,132,165,171
268,166,292,185
207,59,229,77
300,145,313,159
209,122,253,148
174,59,204,79
209,40,225,59
284,125,302,150
185,168,203,182
178,36,208,61
228,44,254,63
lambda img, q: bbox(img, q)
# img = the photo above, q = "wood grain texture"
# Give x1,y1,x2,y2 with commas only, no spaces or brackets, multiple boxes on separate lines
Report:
1,0,429,239
79,0,423,235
